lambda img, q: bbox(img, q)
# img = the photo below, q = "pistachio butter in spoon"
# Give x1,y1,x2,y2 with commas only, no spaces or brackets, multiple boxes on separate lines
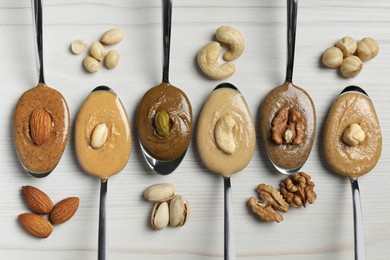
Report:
14,0,70,177
260,0,316,175
136,0,192,175
75,86,131,260
197,83,256,260
324,86,382,260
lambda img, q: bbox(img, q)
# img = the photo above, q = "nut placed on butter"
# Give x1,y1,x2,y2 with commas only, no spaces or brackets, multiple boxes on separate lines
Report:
91,123,108,149
169,195,190,227
154,110,171,138
143,183,175,202
343,123,365,146
30,108,52,146
215,115,236,154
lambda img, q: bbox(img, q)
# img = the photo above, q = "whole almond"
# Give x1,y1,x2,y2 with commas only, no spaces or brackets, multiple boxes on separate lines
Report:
22,186,53,215
49,197,79,225
18,213,53,238
101,28,125,45
30,108,52,145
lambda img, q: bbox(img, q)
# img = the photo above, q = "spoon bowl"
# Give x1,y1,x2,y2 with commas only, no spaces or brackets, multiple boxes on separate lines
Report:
136,0,192,175
260,0,316,175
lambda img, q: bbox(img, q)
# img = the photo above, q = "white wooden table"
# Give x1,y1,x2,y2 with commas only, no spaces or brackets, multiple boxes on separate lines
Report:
1,0,389,259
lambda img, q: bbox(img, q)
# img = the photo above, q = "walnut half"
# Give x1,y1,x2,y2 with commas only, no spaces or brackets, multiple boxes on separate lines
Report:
271,106,306,145
280,172,317,208
248,184,289,223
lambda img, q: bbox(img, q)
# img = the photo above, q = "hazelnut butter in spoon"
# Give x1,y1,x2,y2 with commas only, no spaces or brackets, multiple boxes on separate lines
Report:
14,0,69,177
324,86,382,260
75,86,131,260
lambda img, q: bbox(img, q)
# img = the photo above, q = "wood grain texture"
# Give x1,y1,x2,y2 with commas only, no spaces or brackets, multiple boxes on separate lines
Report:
1,0,389,259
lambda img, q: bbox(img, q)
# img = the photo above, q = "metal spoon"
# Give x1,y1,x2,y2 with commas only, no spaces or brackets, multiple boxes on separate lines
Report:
197,83,256,260
260,0,316,175
326,85,381,260
137,0,192,175
13,0,70,177
74,86,131,260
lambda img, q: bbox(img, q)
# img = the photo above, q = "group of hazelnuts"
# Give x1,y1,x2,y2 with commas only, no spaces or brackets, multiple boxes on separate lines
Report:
322,36,379,78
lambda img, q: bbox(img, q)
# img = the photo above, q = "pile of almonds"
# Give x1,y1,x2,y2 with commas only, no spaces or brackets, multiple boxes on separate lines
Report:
322,36,379,78
70,28,124,73
143,183,190,230
19,186,79,238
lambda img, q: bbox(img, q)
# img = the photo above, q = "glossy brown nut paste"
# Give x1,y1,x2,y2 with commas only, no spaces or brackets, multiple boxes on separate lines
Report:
136,82,192,161
14,83,70,174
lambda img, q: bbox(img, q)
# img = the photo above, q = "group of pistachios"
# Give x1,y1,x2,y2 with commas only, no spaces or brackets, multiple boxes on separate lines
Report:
70,28,124,73
322,36,379,78
143,183,190,230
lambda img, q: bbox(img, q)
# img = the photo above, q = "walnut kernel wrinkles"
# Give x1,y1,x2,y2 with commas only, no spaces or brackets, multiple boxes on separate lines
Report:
271,106,306,145
280,172,317,208
247,184,289,223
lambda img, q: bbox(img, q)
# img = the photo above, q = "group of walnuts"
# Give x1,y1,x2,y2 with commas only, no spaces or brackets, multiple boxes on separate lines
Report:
248,172,317,223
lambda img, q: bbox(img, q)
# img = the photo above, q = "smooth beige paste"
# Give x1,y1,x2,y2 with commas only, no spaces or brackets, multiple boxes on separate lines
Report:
197,87,256,177
261,82,316,171
137,82,192,161
75,90,131,179
324,92,382,178
14,83,70,174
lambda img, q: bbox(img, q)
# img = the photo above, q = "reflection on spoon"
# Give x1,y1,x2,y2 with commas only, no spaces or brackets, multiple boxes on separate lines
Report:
13,0,70,177
324,86,382,260
197,83,256,260
136,0,192,175
260,0,316,175
74,86,131,260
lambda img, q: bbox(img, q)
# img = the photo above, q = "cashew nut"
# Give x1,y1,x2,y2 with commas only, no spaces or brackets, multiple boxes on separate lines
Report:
215,26,245,61
343,123,365,146
197,42,236,80
214,115,237,154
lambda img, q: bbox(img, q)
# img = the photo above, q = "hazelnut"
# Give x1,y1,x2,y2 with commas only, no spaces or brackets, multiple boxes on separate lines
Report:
336,36,357,57
322,47,343,68
340,55,363,78
343,123,365,146
357,37,379,62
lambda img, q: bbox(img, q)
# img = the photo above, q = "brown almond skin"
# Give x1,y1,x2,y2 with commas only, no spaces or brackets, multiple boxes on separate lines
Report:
49,197,79,225
18,213,53,238
22,186,53,215
30,108,52,145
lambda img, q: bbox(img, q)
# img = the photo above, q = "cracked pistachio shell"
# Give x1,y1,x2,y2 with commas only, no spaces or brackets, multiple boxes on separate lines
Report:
151,202,169,230
169,195,190,227
143,183,175,202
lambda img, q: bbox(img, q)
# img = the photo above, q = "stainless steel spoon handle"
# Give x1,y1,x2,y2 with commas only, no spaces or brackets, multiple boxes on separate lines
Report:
162,0,172,83
350,178,366,260
31,0,45,84
98,179,108,260
224,177,236,260
286,0,298,82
